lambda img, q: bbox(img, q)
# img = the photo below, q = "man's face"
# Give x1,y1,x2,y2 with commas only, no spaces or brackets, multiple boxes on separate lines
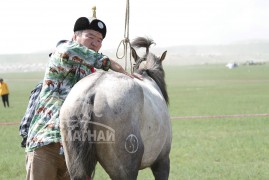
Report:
75,29,103,52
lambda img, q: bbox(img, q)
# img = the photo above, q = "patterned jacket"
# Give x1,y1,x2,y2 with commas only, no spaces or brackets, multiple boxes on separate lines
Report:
26,41,111,152
19,82,42,147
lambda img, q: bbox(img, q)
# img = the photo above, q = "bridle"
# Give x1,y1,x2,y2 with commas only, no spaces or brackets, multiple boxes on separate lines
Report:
132,57,146,72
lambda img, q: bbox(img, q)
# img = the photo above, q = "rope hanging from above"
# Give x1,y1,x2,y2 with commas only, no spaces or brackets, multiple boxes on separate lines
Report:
116,0,133,73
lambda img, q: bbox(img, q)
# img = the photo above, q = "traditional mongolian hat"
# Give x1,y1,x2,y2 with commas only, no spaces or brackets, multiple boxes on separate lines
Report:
73,6,107,38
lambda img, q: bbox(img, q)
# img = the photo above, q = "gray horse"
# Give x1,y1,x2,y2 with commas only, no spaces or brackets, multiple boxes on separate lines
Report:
60,37,172,180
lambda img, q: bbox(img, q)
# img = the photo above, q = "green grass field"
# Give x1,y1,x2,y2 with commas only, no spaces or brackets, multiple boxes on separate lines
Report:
0,64,269,179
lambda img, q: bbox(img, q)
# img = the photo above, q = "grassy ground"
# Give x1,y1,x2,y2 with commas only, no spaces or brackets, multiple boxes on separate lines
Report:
0,64,268,179
166,64,269,116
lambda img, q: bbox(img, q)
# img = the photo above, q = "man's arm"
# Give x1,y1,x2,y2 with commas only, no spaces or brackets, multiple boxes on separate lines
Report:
110,59,143,80
109,59,135,78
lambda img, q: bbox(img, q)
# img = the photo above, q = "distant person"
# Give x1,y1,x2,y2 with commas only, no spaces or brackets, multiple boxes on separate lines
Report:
24,11,139,180
0,78,10,107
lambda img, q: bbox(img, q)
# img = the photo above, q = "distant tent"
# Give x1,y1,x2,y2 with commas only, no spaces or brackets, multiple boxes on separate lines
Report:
226,63,238,69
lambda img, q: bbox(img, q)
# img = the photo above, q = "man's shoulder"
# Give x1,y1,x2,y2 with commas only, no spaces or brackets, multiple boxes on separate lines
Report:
55,40,81,52
56,40,69,47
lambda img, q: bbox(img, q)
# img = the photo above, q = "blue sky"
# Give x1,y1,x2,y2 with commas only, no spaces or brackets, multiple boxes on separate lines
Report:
0,0,269,54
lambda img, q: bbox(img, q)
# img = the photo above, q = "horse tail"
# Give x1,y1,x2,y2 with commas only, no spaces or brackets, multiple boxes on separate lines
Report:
131,37,155,54
62,94,97,179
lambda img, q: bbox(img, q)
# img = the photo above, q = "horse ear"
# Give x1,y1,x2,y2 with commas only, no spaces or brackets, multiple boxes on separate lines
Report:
160,51,167,62
131,47,140,62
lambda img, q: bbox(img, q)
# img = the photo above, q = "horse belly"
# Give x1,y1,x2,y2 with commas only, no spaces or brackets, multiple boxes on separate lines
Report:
140,104,170,168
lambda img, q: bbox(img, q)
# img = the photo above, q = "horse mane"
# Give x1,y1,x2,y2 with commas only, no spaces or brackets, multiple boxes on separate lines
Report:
131,37,155,54
131,37,169,104
143,56,169,104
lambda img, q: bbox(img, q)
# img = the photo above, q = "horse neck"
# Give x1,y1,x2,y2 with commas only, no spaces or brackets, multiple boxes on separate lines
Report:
142,69,169,105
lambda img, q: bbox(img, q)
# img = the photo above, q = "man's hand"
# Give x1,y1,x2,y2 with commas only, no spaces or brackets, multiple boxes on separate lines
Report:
123,72,143,80
110,59,142,80
132,72,143,80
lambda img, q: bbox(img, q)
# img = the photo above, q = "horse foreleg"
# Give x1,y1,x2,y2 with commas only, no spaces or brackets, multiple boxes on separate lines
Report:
150,155,170,180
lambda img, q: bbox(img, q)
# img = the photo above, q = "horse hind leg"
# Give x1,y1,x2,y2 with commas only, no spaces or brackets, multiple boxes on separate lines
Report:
109,169,139,180
61,112,97,179
96,133,144,180
97,142,144,180
150,155,170,180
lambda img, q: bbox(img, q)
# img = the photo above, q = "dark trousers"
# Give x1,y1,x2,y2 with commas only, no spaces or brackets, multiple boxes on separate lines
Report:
1,94,9,107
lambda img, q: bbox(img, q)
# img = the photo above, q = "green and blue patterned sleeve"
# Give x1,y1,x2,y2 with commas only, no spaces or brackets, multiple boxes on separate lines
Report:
93,53,111,71
60,41,111,71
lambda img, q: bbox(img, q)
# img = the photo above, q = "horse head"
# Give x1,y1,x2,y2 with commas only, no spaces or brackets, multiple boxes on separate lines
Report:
131,37,169,104
131,37,167,74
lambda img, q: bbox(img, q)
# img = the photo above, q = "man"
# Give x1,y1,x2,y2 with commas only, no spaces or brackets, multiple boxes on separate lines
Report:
0,78,10,107
25,16,133,180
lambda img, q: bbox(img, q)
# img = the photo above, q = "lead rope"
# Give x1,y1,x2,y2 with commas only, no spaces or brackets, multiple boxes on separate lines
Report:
116,0,133,73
